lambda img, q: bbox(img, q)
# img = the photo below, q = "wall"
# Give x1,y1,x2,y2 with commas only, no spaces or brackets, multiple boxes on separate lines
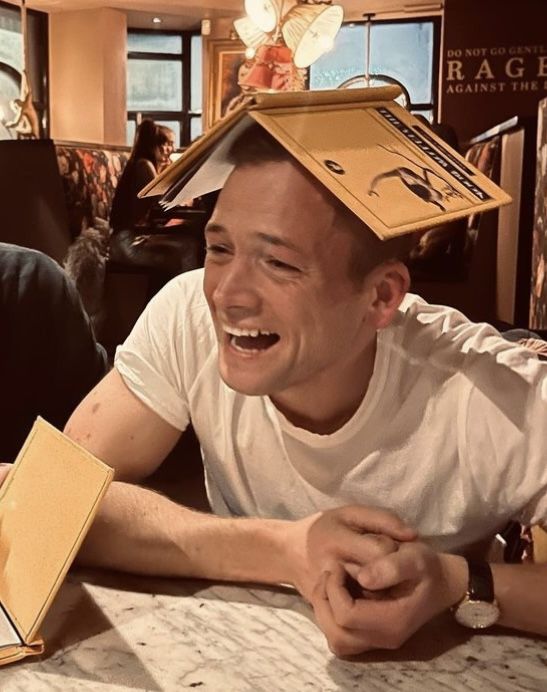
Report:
201,17,234,125
49,8,126,144
438,0,547,327
440,0,547,143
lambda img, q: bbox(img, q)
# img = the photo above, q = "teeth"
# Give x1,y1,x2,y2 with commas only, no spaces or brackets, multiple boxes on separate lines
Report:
224,326,273,337
231,339,259,353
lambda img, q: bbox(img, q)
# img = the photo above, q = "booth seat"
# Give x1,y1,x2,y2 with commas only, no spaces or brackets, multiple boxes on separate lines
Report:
53,140,178,353
0,137,207,497
0,138,199,354
0,137,129,258
54,140,130,241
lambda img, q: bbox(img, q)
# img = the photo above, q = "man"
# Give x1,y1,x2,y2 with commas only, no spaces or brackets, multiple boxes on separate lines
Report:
64,126,547,657
0,243,108,462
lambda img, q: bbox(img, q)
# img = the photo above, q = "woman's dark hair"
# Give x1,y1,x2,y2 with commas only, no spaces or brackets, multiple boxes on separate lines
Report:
129,119,160,165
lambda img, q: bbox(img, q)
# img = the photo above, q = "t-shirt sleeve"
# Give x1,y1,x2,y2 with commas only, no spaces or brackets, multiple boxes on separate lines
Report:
460,348,547,529
114,275,195,430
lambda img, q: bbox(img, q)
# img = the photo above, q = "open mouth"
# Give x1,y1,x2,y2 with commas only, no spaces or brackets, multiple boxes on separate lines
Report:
224,326,280,353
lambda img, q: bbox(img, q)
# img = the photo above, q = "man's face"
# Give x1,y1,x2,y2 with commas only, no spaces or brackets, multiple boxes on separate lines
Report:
203,159,377,403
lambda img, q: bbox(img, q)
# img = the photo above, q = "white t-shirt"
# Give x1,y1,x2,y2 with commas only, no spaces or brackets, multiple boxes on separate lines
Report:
115,268,547,553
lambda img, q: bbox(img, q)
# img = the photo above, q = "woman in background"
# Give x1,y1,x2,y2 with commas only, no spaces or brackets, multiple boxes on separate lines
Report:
110,119,174,233
109,120,204,281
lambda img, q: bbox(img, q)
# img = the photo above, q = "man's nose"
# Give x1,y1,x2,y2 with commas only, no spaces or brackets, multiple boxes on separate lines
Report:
213,259,261,312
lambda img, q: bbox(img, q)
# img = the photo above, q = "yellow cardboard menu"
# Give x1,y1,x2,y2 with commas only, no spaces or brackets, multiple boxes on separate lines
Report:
141,86,511,239
0,417,113,665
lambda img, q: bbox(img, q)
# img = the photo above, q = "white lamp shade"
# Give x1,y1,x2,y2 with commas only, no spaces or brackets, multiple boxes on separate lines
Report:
233,16,270,49
282,3,344,68
244,0,282,33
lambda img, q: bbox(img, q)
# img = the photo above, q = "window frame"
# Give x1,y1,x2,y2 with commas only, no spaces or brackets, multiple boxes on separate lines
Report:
126,28,201,147
309,15,442,120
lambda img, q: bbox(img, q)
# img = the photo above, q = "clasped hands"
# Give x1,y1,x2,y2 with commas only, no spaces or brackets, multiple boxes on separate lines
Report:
287,506,467,657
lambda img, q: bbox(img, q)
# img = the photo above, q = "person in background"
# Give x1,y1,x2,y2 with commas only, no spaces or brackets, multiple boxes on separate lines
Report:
156,125,176,173
109,119,174,234
0,243,108,462
109,119,203,280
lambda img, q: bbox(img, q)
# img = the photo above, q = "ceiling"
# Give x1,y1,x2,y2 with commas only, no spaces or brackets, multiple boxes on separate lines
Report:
7,0,443,30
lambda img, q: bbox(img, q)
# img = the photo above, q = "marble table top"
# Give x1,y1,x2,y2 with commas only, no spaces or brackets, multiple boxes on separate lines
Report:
0,569,545,691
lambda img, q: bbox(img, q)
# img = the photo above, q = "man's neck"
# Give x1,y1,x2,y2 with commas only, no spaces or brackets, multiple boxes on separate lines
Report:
270,336,377,435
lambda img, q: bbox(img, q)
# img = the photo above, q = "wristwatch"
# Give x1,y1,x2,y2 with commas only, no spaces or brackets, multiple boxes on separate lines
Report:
453,560,500,629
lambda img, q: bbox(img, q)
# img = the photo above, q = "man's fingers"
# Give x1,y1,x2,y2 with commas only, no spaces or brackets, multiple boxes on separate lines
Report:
344,533,400,568
356,544,426,591
325,565,361,627
312,570,373,658
339,505,417,541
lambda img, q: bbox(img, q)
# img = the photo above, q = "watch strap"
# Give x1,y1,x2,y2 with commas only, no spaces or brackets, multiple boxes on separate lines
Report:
466,560,495,602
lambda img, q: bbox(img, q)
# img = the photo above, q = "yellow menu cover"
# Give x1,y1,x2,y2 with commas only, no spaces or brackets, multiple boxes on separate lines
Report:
0,417,113,665
141,86,511,240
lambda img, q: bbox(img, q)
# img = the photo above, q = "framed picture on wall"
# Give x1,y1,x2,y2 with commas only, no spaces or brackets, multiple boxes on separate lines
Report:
0,63,22,140
207,39,251,129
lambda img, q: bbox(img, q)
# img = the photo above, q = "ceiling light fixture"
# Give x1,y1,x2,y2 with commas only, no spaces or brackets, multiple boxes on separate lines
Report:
234,0,343,92
282,2,343,68
152,17,162,24
244,0,282,33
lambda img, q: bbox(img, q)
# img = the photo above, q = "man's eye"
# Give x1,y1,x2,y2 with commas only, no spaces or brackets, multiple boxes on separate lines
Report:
267,258,300,273
206,245,229,255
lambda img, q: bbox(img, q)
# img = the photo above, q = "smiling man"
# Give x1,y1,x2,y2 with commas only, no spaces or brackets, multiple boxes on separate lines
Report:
63,122,547,657
204,161,385,431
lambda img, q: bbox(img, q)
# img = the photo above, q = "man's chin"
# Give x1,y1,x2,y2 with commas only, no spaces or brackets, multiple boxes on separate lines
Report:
218,368,274,397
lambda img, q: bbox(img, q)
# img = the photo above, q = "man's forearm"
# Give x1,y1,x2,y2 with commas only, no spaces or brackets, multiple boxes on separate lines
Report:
441,553,547,636
78,480,293,587
492,561,547,636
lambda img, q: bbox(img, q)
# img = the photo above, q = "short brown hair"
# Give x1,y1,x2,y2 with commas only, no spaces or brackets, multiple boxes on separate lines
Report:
228,123,413,282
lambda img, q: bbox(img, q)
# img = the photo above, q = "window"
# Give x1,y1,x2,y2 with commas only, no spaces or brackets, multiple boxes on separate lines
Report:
0,0,48,139
127,30,202,148
309,18,440,121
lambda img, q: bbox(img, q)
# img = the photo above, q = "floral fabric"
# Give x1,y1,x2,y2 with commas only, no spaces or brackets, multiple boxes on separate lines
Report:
55,144,130,240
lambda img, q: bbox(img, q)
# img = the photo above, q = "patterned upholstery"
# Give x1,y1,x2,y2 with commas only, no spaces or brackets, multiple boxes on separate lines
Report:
54,143,130,240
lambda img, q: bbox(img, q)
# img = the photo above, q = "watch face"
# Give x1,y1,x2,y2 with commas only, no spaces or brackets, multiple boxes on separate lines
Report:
455,599,500,629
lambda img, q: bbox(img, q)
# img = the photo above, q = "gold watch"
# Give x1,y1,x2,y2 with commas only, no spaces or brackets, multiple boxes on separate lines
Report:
453,560,500,629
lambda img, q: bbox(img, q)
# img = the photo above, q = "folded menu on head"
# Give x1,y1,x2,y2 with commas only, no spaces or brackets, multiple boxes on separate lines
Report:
0,417,113,666
141,85,511,240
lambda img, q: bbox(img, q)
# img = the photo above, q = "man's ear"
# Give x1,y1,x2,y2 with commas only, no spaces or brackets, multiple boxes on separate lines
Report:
366,260,410,329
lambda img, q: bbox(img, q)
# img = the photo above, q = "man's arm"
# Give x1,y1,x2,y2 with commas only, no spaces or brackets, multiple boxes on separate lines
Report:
491,559,547,634
65,369,416,595
66,369,292,583
64,368,181,481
